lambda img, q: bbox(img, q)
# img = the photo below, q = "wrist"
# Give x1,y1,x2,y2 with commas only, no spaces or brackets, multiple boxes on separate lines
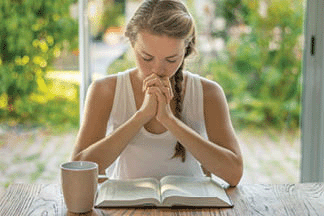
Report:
160,114,177,129
134,111,152,126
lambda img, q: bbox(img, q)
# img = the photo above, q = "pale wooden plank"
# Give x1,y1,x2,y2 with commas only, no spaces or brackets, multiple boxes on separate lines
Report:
1,183,324,215
93,207,222,216
0,184,39,215
25,184,66,215
225,183,324,216
0,184,66,216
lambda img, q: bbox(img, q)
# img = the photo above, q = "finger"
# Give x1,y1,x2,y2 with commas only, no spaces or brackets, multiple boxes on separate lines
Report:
161,77,173,93
149,86,163,97
161,87,173,103
159,77,173,100
148,82,174,103
150,86,170,104
143,77,164,92
153,87,167,105
159,76,168,84
146,86,157,95
143,74,162,92
145,88,158,103
143,73,158,85
142,74,155,92
168,87,174,102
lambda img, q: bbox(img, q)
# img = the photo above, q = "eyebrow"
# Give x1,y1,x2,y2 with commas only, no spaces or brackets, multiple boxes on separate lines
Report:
142,50,178,59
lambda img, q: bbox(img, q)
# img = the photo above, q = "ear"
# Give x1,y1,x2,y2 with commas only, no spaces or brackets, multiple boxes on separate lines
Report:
184,37,192,57
184,44,191,57
130,40,136,48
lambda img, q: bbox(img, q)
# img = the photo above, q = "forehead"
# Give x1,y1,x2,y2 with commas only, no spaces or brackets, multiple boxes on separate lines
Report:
135,31,185,56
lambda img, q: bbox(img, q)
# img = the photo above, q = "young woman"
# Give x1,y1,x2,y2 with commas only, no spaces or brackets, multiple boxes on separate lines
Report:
71,0,243,186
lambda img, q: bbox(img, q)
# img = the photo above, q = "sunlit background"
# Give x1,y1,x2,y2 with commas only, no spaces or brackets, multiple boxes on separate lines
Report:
0,0,305,195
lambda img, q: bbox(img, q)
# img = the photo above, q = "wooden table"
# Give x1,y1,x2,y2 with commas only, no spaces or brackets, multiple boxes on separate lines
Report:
0,183,323,215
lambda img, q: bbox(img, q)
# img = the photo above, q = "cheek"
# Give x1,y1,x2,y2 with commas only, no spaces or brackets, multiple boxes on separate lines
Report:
135,55,151,76
166,59,184,77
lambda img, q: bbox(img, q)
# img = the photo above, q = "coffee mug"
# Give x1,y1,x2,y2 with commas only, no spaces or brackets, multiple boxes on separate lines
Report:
61,161,98,213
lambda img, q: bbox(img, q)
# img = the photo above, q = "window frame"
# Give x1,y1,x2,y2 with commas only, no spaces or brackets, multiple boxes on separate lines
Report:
79,0,92,125
300,0,324,182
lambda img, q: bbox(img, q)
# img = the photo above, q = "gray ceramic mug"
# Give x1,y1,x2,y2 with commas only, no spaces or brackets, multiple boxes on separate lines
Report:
61,161,98,213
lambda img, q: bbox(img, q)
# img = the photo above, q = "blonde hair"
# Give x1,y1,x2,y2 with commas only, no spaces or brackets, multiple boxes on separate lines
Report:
125,0,197,162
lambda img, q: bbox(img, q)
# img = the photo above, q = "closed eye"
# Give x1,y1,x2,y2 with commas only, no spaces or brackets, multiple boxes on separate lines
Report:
167,59,177,63
143,57,153,62
142,54,177,63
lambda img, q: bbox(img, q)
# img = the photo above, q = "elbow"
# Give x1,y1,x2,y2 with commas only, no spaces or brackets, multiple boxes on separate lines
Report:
228,156,243,187
71,156,79,162
228,167,243,187
210,154,243,187
71,151,84,162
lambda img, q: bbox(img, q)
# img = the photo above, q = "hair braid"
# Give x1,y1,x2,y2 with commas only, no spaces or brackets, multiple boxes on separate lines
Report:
170,61,186,162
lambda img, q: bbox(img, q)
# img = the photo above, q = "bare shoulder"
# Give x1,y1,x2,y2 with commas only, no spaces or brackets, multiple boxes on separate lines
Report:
88,75,117,108
199,76,238,150
199,76,227,103
83,74,118,123
199,76,232,128
89,74,117,100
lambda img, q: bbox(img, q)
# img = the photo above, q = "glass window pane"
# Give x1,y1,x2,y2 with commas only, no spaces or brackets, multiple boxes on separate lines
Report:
192,0,305,184
86,0,305,184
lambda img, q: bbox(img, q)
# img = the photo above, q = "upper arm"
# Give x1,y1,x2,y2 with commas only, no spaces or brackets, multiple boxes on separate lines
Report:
71,76,117,160
201,78,242,158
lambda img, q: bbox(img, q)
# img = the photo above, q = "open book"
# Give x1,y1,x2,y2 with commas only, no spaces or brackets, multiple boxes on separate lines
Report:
95,175,233,207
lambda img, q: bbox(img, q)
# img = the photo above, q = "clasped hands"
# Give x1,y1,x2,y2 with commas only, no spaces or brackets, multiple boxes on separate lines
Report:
139,73,175,124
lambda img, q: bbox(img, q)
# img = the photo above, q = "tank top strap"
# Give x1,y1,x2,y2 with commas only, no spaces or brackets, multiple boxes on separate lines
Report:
106,69,137,135
182,72,208,138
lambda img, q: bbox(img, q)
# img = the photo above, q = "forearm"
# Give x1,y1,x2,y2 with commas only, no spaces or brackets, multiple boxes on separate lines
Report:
72,112,147,173
162,117,243,186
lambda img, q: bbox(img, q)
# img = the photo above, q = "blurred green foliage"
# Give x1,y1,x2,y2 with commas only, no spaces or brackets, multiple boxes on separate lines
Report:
1,75,79,132
0,0,78,126
106,50,136,74
205,0,304,130
101,2,124,30
93,2,125,41
0,0,304,132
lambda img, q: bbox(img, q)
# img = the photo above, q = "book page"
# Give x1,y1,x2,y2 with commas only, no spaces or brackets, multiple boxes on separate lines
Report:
95,178,161,206
160,175,232,206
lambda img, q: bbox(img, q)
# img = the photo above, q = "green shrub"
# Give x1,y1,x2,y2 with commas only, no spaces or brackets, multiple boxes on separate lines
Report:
206,0,303,130
93,1,125,40
0,0,78,123
4,77,80,131
106,50,136,74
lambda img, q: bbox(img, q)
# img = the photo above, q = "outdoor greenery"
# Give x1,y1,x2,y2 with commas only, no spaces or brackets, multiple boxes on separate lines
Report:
93,1,125,41
0,0,78,128
204,0,304,130
106,50,136,74
0,75,79,132
0,0,304,132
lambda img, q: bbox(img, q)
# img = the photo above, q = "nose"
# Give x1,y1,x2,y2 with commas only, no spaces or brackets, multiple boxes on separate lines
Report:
152,60,165,77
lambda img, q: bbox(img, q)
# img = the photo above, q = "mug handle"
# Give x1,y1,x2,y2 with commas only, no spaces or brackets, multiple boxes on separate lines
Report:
98,174,109,183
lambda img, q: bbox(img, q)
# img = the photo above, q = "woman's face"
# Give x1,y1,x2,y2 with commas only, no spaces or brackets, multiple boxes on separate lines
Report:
133,31,186,80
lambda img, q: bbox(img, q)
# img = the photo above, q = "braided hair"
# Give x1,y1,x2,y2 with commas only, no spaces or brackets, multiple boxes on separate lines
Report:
169,38,195,162
170,62,185,161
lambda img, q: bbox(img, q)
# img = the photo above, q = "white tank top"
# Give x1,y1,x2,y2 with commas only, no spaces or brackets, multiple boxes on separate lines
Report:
105,69,208,180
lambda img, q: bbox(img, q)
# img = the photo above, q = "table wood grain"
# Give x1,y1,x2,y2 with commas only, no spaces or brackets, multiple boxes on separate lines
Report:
0,183,323,216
